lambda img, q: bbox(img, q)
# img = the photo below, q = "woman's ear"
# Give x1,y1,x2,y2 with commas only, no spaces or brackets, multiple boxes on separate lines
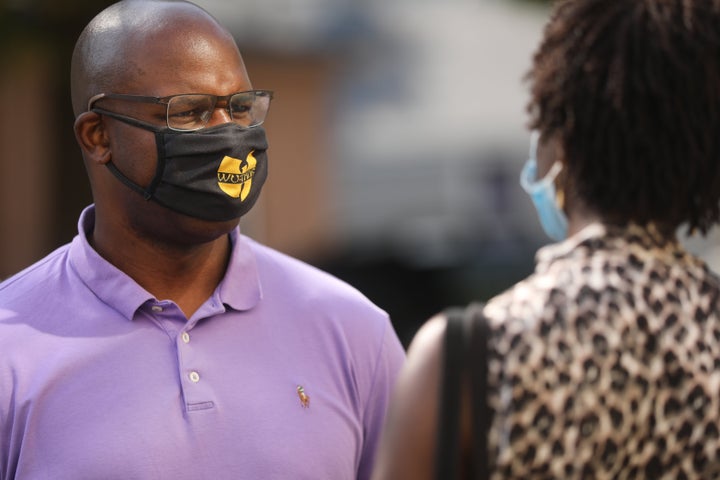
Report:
74,112,111,164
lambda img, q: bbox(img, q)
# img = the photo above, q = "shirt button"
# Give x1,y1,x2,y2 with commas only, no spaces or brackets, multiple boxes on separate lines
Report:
151,305,163,312
189,371,200,383
181,332,190,343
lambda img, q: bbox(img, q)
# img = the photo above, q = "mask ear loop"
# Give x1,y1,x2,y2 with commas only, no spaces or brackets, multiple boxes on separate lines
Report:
547,137,567,213
104,132,167,201
145,131,167,199
531,130,566,211
105,162,154,200
93,108,169,200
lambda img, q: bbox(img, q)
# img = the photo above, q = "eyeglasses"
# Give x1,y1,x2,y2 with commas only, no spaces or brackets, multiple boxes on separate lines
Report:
87,90,273,132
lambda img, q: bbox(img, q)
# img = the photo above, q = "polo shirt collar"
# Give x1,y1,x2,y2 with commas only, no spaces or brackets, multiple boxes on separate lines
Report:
220,228,263,312
69,205,262,321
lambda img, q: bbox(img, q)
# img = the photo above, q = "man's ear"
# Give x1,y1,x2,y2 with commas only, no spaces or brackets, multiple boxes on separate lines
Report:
74,112,111,164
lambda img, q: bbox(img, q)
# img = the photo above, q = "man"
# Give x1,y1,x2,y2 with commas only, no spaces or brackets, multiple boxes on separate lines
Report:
0,1,404,478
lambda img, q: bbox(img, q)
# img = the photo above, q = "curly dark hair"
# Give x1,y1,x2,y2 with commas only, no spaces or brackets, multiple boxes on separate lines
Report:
527,0,720,234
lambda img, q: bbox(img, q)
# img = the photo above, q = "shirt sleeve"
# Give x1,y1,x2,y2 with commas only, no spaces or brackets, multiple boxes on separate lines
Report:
356,319,406,480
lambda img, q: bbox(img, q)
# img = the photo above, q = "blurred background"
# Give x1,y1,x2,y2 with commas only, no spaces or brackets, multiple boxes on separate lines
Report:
2,0,719,347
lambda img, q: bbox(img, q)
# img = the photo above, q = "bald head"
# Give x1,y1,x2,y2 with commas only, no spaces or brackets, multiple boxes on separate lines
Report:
70,0,240,116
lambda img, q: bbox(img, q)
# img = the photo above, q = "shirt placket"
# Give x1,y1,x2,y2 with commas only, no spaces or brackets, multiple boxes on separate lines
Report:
145,300,217,413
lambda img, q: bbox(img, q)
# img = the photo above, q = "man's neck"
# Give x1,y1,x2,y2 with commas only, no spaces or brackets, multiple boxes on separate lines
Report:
90,225,232,319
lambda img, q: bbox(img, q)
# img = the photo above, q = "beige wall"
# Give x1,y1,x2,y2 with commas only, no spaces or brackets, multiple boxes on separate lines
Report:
240,53,339,260
0,49,56,279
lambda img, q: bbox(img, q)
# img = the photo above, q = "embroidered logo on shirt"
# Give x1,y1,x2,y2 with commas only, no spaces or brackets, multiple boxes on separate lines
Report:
297,385,310,408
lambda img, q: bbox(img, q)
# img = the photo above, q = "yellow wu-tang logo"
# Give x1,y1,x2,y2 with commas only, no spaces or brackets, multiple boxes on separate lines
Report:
216,151,257,201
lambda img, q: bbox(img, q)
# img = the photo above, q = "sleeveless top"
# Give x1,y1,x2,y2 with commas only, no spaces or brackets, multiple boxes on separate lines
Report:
483,223,720,479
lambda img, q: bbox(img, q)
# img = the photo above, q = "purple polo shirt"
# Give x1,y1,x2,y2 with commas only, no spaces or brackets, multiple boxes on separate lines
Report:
0,206,405,480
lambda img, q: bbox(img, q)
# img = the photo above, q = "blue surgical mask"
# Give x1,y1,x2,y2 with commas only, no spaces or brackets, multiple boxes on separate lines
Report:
520,131,568,241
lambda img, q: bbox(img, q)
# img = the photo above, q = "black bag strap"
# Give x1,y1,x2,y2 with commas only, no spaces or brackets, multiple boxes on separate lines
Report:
434,306,467,479
468,303,491,480
434,303,490,480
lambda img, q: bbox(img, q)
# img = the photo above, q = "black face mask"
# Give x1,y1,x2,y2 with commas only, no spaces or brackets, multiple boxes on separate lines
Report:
93,108,269,222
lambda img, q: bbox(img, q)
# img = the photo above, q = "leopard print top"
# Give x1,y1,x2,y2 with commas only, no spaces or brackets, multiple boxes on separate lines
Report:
483,222,720,479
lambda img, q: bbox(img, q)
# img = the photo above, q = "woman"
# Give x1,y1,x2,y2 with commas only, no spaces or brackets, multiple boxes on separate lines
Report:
372,0,720,478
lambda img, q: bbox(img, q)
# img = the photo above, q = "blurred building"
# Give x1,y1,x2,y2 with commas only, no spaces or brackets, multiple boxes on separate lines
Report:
192,0,551,342
4,0,718,345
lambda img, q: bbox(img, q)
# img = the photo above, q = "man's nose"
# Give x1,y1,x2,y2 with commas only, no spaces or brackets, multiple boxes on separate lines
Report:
207,106,233,126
